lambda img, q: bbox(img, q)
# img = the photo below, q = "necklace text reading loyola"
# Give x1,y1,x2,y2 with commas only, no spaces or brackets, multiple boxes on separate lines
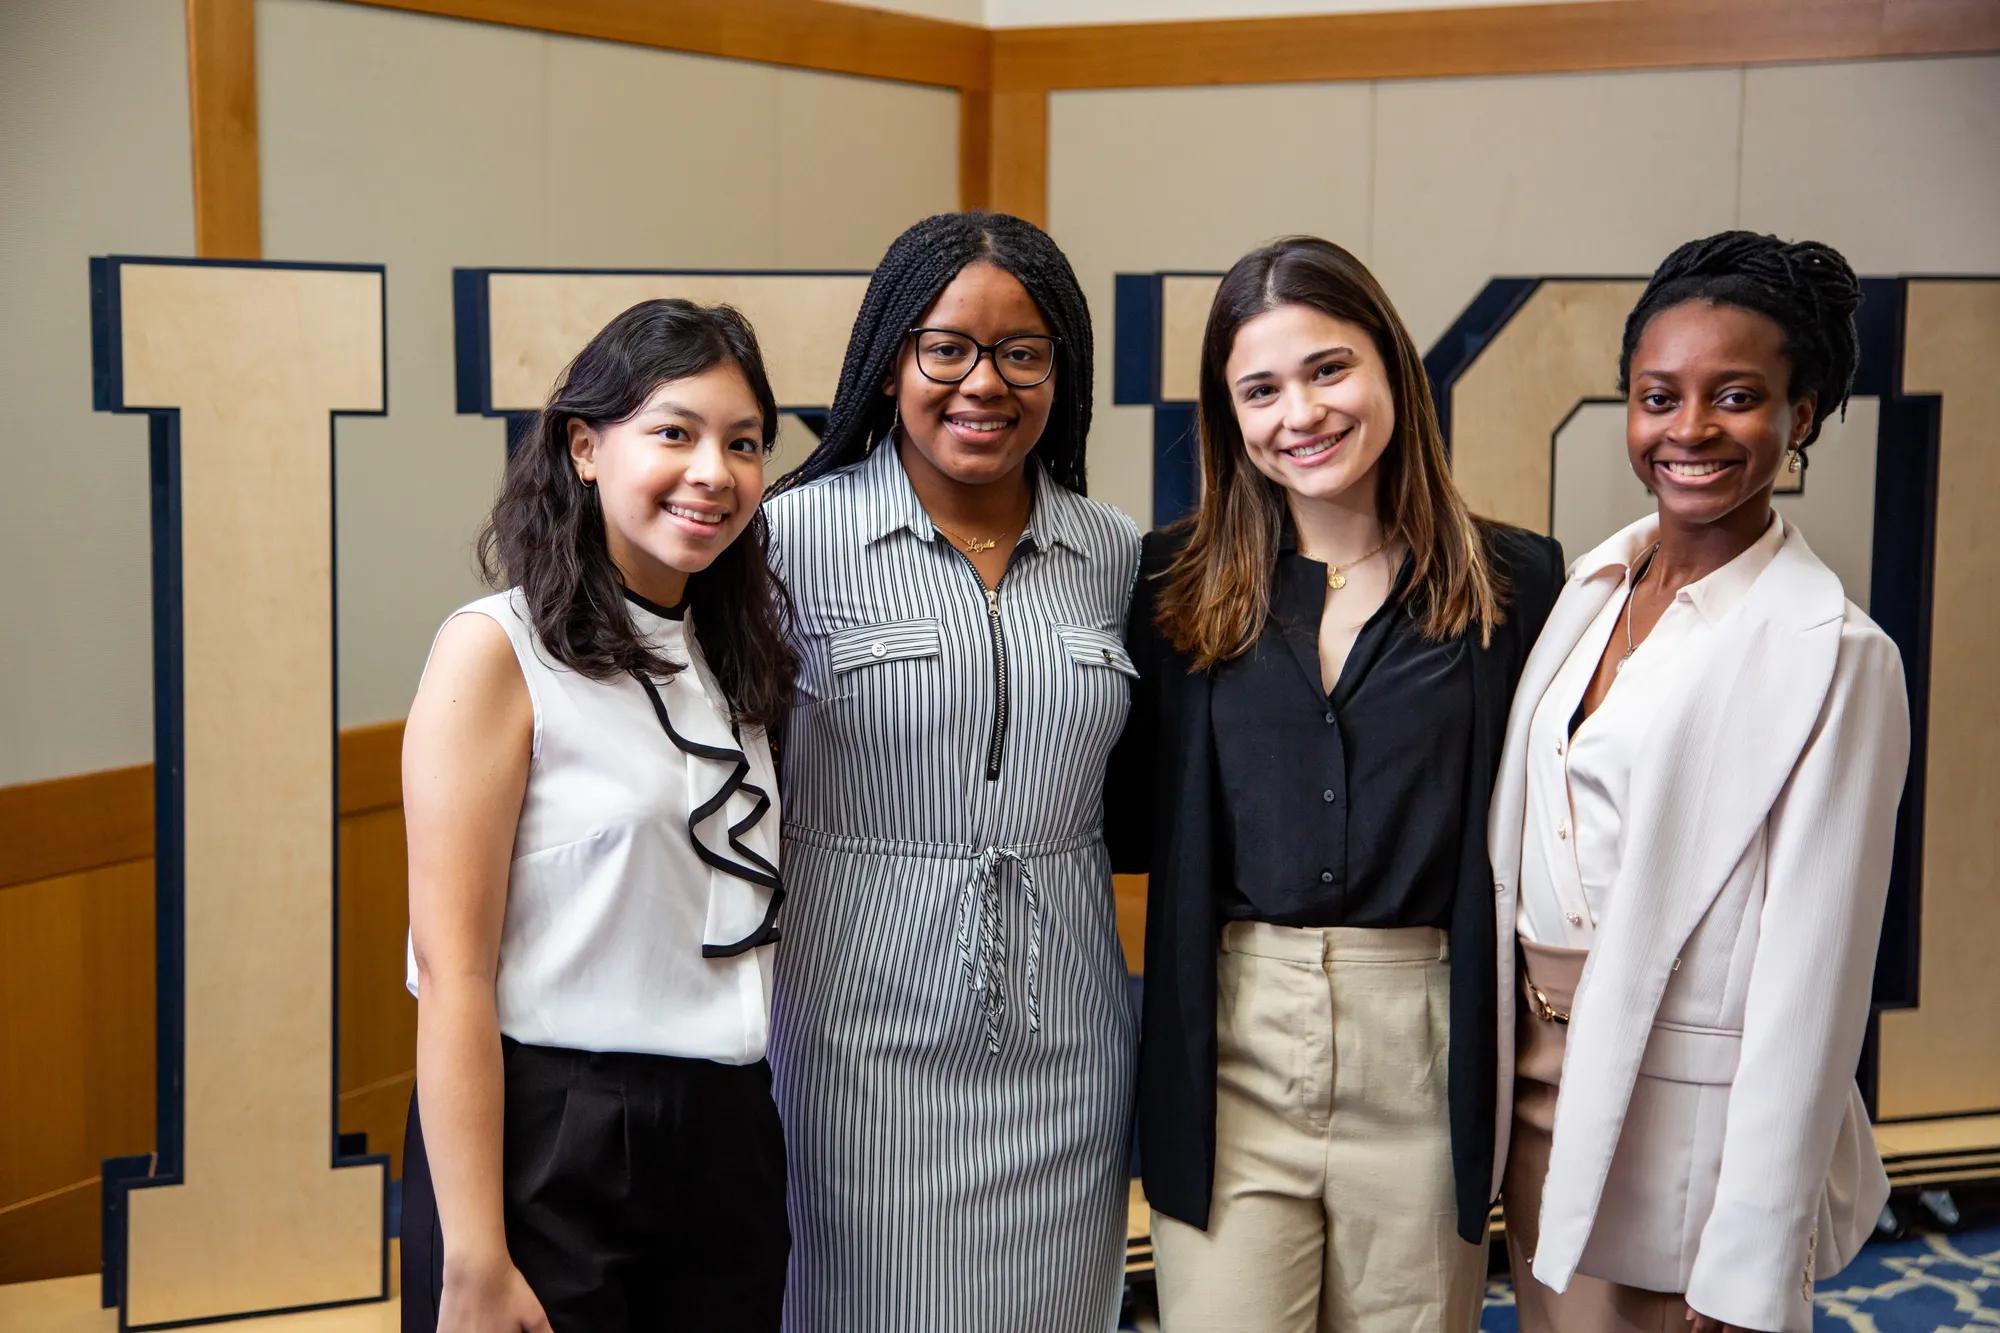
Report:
931,500,1030,555
1306,530,1397,591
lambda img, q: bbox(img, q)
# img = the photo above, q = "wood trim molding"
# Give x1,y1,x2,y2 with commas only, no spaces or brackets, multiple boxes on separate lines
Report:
990,0,2000,91
0,763,157,893
959,88,1048,225
959,90,993,212
185,0,262,259
0,722,405,890
338,720,407,818
335,0,994,89
987,89,1049,228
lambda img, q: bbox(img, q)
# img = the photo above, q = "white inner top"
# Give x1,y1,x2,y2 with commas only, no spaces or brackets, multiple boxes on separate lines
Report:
1518,513,1787,947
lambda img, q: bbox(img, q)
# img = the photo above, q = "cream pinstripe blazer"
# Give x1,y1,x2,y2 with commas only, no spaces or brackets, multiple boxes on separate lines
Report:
1488,515,1910,1332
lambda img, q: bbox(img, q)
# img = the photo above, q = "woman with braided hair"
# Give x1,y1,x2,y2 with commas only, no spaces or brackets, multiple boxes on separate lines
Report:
763,212,1138,1331
1491,231,1910,1331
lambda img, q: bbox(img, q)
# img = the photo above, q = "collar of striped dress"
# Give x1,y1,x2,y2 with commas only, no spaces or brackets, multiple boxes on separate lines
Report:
855,433,1091,557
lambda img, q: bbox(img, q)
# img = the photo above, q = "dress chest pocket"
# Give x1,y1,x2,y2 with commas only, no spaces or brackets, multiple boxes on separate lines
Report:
1054,624,1139,679
825,618,944,683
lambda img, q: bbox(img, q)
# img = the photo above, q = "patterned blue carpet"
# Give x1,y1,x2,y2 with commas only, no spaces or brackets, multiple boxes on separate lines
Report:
1476,1226,2000,1331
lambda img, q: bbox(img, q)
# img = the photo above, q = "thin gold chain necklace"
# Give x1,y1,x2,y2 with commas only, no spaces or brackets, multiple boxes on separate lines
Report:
929,493,1031,555
1305,531,1397,591
932,514,1026,555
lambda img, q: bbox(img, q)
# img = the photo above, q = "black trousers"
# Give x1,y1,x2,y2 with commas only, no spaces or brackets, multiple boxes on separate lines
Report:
401,1037,788,1332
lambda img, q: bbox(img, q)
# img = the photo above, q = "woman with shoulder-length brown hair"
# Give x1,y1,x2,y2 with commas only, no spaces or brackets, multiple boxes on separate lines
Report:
1106,236,1565,1330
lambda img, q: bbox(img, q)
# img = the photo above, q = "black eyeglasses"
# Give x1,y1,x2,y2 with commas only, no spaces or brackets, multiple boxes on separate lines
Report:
906,327,1059,389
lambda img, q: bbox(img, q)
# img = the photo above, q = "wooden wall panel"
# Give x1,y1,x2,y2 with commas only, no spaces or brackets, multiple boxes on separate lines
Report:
0,723,404,891
0,862,155,1286
0,727,414,1285
991,0,2000,91
337,807,417,1175
987,89,1048,227
0,764,153,891
0,1182,105,1293
959,89,993,212
186,0,261,259
337,0,992,89
1113,873,1145,975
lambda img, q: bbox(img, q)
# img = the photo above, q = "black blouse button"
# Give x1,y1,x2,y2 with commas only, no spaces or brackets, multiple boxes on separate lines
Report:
1323,710,1336,724
1319,870,1334,884
1321,788,1337,803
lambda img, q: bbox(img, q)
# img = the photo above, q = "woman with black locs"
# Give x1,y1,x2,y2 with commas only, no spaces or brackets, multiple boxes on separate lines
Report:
399,300,796,1332
764,212,1140,1332
1494,233,1909,1332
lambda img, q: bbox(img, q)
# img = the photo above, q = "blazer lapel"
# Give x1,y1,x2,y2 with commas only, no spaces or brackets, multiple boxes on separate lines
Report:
1489,564,1626,885
1485,550,1623,1196
1531,524,1850,1287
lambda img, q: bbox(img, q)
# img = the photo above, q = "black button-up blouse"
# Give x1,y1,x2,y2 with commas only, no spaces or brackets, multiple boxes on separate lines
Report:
1211,529,1473,927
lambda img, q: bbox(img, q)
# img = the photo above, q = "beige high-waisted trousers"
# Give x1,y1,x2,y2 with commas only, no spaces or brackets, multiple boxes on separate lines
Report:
1152,921,1485,1332
1503,939,1687,1332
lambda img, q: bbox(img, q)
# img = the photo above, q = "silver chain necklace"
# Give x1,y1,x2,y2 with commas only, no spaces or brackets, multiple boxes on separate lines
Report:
1617,543,1663,673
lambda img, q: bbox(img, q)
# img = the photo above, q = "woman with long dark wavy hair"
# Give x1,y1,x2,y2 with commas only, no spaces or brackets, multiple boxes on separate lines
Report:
399,299,798,1332
763,211,1139,1332
1108,236,1564,1330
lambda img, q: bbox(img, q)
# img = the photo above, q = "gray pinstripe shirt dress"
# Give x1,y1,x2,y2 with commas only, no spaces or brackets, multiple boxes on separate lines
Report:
765,439,1140,1332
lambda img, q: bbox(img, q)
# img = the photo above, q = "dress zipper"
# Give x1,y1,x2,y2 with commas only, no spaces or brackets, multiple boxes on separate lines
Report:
951,550,1013,782
982,585,1010,781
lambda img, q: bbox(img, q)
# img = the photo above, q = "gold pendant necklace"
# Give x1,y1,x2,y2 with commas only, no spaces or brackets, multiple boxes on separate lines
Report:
1310,531,1396,591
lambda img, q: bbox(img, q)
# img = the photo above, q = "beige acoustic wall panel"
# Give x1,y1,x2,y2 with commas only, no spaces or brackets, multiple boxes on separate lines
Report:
259,0,957,735
1877,279,2000,1120
1371,69,1742,351
774,68,960,268
98,259,387,1327
1740,57,2000,274
0,0,192,785
259,0,548,737
543,37,783,266
1050,82,1373,524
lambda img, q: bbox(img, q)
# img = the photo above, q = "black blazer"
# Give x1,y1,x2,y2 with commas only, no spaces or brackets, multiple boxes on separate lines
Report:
1106,522,1564,1243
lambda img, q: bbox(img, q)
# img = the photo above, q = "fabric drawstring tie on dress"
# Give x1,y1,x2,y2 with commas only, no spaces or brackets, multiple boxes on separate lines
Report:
955,846,1044,1055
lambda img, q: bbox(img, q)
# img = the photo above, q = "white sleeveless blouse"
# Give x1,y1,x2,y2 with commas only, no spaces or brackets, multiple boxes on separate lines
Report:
405,587,782,1064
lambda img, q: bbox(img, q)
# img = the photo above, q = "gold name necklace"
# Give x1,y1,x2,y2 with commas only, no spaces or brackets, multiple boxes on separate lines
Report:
932,520,1002,554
